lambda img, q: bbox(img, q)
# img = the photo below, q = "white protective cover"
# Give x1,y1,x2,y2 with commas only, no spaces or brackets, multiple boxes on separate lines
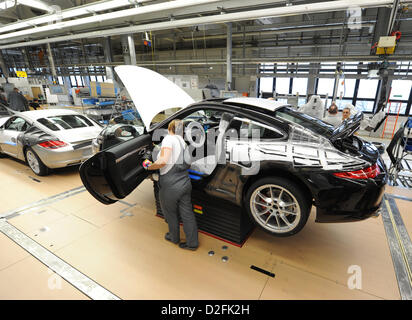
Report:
115,66,195,130
299,95,325,119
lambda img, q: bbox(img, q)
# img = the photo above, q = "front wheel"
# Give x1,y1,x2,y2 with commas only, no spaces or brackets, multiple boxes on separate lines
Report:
245,177,311,237
25,148,49,176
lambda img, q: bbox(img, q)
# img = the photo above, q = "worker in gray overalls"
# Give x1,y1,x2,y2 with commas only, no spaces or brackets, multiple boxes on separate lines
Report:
144,119,199,250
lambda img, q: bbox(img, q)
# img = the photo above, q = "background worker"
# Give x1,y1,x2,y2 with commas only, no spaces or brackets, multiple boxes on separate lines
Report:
0,87,7,105
342,107,351,121
143,119,199,251
8,87,28,112
323,102,342,127
29,98,41,110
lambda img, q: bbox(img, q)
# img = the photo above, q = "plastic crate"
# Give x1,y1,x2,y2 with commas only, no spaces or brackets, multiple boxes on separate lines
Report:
82,98,98,105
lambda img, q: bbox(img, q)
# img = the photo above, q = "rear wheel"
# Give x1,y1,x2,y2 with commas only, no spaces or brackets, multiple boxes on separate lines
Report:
245,177,311,237
25,148,49,176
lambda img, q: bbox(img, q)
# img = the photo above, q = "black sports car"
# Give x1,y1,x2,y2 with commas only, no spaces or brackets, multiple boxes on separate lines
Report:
80,66,386,238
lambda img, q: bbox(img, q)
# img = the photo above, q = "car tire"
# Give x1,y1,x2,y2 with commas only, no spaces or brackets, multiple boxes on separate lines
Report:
25,147,49,176
245,176,311,237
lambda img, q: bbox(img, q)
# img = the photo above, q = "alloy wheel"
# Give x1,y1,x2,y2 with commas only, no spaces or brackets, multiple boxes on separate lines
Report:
26,150,40,174
249,184,301,234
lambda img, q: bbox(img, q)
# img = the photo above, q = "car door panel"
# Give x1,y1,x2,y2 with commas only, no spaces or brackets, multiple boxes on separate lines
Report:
80,133,152,204
1,129,20,156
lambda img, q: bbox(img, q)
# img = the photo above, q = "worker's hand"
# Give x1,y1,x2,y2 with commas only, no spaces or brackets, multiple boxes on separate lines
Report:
142,159,153,170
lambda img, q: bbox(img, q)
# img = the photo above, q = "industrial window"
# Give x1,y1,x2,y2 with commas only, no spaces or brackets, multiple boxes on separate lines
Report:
76,76,84,87
274,77,290,95
388,101,407,115
70,76,77,87
388,80,412,115
319,62,337,74
355,100,375,113
57,76,64,85
260,63,274,73
337,78,356,98
335,98,354,110
316,78,335,96
390,80,412,101
357,79,379,99
259,77,273,94
292,78,307,96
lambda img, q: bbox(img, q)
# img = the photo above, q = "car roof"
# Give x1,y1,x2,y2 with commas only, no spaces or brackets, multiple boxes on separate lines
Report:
223,97,288,112
18,109,79,121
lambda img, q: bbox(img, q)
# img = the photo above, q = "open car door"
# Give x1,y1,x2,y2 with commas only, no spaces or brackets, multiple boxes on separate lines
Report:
80,133,152,204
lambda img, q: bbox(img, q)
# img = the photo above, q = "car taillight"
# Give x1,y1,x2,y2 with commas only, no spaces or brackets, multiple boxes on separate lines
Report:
333,163,381,179
38,140,68,149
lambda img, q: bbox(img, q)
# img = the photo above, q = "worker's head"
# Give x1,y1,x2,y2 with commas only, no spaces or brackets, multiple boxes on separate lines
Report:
328,103,338,115
13,87,19,92
342,107,351,120
168,119,184,136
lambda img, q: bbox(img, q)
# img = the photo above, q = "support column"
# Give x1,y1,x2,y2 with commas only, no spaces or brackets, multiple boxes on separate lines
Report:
376,62,394,113
307,63,319,97
0,50,9,79
226,22,232,91
332,62,343,103
103,36,116,82
121,35,131,65
46,43,57,81
128,34,137,66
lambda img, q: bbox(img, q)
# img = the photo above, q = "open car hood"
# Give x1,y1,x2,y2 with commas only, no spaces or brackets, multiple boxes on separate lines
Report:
330,112,363,142
114,66,195,131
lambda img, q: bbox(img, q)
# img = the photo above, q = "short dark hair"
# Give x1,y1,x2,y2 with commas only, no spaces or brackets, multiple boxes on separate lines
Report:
13,87,19,91
328,105,338,114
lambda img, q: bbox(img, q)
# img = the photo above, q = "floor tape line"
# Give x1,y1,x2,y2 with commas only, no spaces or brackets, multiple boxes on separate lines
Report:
385,199,412,285
386,193,412,202
381,197,412,300
0,219,121,300
0,186,86,220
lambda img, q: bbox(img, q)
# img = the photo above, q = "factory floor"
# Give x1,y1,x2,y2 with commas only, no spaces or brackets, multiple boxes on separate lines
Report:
0,156,411,300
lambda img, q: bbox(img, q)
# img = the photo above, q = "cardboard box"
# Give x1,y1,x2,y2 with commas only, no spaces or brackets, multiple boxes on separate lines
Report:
89,81,116,97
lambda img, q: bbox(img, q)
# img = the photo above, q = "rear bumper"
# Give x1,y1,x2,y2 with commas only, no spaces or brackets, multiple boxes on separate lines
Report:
33,145,93,169
304,163,387,223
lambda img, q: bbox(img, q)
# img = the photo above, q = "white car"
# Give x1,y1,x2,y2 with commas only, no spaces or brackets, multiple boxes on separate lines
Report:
0,109,102,175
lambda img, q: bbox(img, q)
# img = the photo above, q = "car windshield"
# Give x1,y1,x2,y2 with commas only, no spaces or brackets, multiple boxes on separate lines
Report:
109,109,144,127
274,106,334,138
38,115,94,131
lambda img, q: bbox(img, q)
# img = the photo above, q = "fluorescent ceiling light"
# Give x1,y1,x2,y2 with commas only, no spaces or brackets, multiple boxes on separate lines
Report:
0,0,153,35
0,0,220,42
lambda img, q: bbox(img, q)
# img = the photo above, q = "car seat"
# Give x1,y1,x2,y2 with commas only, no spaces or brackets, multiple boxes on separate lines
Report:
189,112,234,175
299,95,325,119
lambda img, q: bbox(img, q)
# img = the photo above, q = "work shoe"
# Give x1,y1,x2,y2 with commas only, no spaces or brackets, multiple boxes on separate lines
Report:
165,233,179,244
179,242,198,251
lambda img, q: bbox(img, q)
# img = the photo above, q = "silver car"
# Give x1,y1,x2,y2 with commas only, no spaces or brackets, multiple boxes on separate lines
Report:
0,109,102,175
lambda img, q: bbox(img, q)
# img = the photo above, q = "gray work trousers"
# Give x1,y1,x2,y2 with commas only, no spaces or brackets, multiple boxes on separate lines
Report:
159,166,198,247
